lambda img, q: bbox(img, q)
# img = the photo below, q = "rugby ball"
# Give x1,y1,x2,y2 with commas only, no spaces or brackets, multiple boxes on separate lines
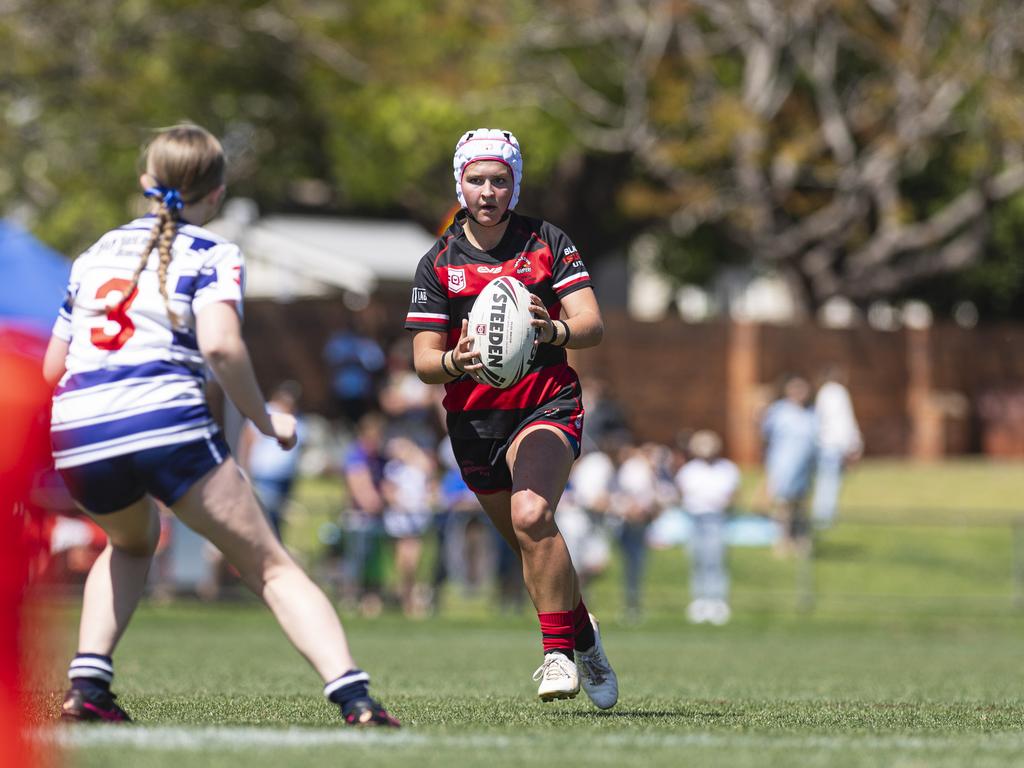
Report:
468,276,537,388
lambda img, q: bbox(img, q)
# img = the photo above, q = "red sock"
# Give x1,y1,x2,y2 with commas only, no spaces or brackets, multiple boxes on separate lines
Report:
538,610,575,656
573,599,596,651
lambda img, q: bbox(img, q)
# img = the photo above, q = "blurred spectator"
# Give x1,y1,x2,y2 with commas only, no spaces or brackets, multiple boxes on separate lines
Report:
323,326,385,428
340,413,388,616
435,438,494,605
561,440,616,589
610,441,661,622
580,376,631,451
237,381,305,540
812,366,862,529
379,340,438,449
761,375,818,557
675,430,740,625
381,436,436,618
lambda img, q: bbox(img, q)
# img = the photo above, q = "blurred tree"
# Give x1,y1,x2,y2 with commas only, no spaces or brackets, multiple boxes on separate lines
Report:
516,0,1024,313
5,0,1024,319
0,0,340,253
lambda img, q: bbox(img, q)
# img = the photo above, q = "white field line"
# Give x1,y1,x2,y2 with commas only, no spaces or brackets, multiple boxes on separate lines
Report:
31,727,1024,754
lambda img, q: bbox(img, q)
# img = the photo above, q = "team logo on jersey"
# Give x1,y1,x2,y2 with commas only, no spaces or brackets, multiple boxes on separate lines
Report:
448,267,467,293
477,265,502,274
411,287,428,304
514,254,532,275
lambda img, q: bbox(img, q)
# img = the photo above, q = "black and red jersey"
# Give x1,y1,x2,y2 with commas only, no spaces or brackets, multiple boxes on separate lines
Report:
405,210,592,441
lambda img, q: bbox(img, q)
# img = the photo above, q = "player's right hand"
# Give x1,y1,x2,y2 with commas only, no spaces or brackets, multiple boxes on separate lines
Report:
454,319,485,383
268,411,298,450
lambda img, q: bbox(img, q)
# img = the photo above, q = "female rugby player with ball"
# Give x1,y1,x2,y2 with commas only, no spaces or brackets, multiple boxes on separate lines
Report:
406,129,618,708
45,124,398,727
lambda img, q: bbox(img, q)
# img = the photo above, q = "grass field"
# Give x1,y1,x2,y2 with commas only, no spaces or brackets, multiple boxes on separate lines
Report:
25,459,1024,767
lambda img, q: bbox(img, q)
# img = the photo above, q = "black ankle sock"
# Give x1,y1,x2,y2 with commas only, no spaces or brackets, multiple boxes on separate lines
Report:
549,648,574,661
324,669,371,709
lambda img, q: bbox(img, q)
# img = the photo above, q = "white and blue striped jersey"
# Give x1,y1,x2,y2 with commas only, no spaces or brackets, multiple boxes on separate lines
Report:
50,215,244,469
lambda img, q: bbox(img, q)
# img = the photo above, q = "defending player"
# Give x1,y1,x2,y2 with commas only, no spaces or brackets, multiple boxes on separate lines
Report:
406,129,618,708
44,124,398,727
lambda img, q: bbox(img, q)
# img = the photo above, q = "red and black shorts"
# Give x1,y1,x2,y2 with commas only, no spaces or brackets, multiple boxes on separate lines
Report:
448,382,584,495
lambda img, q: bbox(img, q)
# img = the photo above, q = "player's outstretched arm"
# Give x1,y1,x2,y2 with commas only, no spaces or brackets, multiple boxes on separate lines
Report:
530,287,603,350
196,301,295,449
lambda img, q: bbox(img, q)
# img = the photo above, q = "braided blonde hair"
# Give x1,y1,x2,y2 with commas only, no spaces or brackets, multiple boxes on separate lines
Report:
126,124,225,326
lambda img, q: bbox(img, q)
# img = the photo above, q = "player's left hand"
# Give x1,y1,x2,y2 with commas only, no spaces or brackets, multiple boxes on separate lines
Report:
528,294,555,345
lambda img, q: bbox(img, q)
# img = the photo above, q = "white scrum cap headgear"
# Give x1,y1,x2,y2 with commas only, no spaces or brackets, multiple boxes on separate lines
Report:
453,128,523,210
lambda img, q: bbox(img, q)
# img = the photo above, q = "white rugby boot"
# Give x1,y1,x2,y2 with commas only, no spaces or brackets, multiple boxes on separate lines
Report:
575,613,619,710
533,652,580,702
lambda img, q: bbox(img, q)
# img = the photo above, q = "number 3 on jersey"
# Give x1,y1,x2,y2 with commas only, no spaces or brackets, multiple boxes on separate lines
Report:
90,278,139,351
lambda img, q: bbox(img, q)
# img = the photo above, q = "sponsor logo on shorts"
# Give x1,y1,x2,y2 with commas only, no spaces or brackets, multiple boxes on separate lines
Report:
460,460,491,477
411,287,428,304
448,268,467,293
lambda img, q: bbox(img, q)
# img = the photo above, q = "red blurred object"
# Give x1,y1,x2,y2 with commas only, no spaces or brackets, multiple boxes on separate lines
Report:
0,323,55,766
437,203,461,236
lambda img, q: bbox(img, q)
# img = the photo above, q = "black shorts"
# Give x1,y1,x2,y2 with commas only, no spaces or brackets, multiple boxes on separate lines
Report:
449,387,584,495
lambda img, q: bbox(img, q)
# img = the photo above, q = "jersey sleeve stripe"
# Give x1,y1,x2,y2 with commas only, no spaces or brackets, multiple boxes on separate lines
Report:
553,272,590,291
406,312,449,323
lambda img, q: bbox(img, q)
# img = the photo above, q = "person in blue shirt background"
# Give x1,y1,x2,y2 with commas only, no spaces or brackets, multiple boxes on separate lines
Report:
238,381,305,540
761,375,818,557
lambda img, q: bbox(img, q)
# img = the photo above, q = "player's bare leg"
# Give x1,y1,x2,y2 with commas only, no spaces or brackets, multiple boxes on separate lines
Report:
78,498,161,655
173,459,355,679
62,497,160,722
172,458,398,726
505,426,578,611
477,425,616,706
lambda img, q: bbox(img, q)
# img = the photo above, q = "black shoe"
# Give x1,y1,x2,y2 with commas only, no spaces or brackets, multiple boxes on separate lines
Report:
60,687,131,723
340,696,400,728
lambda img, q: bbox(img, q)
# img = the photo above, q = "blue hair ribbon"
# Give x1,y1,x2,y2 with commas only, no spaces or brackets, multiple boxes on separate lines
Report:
143,185,185,211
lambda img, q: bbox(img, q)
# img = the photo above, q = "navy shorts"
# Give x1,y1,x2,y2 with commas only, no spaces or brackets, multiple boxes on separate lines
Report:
58,433,230,515
449,387,584,495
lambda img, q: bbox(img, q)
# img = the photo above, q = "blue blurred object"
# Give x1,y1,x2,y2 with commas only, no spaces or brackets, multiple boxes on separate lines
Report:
0,219,70,332
647,507,780,548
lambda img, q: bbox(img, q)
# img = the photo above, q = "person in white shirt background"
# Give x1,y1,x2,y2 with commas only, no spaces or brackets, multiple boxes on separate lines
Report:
812,366,863,530
675,430,740,626
611,443,663,623
560,439,617,592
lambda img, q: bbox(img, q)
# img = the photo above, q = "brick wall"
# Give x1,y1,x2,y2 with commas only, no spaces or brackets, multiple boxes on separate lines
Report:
242,298,1024,461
